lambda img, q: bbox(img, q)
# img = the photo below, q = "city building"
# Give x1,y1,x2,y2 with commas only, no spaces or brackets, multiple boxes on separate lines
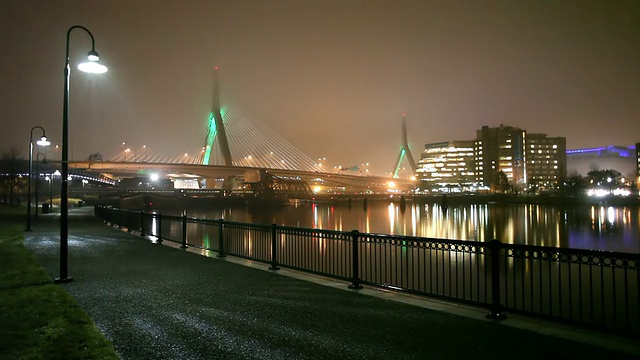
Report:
526,133,567,190
416,125,568,193
474,125,526,191
415,141,476,192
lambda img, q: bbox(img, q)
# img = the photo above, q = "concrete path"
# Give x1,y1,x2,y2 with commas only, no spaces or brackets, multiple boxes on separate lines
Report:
24,207,639,359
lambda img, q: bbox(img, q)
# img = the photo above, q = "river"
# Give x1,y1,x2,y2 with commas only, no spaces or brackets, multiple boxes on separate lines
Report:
146,199,640,254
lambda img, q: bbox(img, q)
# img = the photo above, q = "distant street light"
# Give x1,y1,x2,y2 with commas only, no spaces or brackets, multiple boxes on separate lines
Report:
57,25,108,284
26,126,50,231
35,152,47,219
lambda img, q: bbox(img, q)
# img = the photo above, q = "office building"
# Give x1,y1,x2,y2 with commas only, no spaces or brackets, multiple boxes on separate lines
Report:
474,125,526,190
415,141,476,192
526,134,567,190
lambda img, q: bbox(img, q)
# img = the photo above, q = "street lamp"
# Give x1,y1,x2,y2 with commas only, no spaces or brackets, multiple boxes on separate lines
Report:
26,126,50,231
35,152,47,219
57,25,108,284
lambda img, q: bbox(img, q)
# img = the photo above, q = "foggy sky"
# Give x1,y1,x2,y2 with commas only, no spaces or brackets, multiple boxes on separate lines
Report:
1,0,639,176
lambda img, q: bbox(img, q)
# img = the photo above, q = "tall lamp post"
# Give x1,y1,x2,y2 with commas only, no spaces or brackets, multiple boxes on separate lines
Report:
56,25,108,284
26,126,50,231
35,152,47,219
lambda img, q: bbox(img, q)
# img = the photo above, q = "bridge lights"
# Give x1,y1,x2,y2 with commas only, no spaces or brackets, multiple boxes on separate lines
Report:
57,25,108,284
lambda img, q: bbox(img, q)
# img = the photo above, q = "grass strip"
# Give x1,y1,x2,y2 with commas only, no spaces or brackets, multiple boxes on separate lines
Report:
0,205,120,359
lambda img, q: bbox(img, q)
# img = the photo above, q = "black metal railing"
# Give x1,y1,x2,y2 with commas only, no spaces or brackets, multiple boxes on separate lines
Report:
94,205,639,336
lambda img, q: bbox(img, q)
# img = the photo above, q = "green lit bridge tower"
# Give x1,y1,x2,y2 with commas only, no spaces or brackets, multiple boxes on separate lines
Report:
392,114,417,178
202,66,232,166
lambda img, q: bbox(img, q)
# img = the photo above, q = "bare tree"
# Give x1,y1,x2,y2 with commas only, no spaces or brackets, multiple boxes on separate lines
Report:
0,146,25,205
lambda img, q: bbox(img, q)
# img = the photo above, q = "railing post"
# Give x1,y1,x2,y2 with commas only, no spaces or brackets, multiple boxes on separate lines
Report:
181,214,188,249
486,239,506,320
349,230,362,289
156,212,163,243
269,223,280,270
217,219,226,257
139,210,145,236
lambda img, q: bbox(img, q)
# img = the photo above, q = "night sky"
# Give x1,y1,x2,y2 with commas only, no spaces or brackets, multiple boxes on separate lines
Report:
1,0,639,175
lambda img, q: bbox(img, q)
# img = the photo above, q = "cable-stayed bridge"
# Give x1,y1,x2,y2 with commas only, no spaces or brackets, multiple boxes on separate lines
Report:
108,107,318,172
71,69,415,196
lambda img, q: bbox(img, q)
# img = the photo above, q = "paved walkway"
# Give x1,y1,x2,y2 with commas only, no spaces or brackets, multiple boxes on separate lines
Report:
24,207,640,359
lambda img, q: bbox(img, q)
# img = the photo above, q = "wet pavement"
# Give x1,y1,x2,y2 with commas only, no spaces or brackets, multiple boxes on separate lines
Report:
24,207,640,359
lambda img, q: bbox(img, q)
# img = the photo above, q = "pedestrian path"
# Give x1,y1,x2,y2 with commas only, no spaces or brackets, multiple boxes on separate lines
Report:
25,207,640,359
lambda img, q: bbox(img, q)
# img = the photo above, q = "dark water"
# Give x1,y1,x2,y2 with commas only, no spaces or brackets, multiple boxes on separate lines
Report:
173,200,640,254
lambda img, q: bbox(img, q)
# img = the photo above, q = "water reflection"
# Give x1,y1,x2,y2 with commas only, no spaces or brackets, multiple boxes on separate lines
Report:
174,201,640,254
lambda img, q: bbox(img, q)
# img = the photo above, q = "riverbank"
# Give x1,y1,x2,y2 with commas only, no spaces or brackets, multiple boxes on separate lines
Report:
24,206,640,358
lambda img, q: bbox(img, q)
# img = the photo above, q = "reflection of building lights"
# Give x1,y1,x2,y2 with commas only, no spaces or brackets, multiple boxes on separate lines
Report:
607,207,615,225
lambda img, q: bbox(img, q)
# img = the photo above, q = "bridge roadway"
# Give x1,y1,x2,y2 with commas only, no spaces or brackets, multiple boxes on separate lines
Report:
68,161,415,193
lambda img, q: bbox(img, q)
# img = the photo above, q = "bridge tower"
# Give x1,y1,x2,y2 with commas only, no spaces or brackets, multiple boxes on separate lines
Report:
202,66,233,166
392,114,417,178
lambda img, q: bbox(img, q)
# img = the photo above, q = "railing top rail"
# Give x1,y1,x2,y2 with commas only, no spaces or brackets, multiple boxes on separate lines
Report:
504,242,640,260
357,232,486,248
276,224,353,237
